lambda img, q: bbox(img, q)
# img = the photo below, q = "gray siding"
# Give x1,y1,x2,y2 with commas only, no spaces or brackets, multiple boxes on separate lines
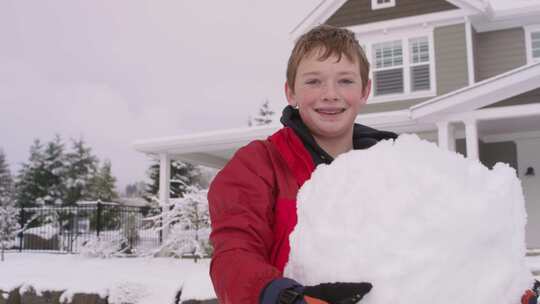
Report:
475,28,527,81
326,0,458,28
483,88,540,109
434,23,469,95
362,97,429,114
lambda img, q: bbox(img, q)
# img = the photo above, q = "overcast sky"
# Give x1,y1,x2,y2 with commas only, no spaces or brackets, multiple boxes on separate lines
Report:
0,0,531,192
0,0,320,191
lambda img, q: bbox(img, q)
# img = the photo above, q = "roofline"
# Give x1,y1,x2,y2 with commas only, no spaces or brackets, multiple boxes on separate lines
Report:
290,0,486,39
290,0,348,38
446,0,489,14
132,124,280,155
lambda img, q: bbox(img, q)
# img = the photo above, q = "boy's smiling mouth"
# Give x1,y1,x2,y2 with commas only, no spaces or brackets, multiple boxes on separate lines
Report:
315,107,346,115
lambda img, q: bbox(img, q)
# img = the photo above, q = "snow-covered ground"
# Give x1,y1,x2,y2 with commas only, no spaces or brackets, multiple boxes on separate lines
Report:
0,252,216,303
0,252,537,304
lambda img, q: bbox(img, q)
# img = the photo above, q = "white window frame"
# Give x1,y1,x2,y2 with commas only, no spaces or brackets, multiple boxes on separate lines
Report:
360,27,437,104
371,0,396,10
524,25,540,64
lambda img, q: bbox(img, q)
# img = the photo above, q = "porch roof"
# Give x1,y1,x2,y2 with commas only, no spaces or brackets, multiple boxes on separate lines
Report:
410,61,540,121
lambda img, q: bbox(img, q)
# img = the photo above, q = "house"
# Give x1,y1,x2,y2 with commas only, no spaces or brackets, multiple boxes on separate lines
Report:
133,0,540,248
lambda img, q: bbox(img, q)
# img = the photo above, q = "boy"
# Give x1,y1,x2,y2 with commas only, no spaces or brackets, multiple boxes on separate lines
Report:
208,24,394,304
207,24,538,304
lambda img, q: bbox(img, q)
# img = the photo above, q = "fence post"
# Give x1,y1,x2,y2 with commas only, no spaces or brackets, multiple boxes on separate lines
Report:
96,201,102,238
18,207,25,252
158,206,163,245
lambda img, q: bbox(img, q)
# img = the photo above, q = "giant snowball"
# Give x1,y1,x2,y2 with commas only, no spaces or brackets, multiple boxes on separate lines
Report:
284,134,533,304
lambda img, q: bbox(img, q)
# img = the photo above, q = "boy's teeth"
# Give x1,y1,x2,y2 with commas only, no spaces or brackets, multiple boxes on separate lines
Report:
316,109,344,114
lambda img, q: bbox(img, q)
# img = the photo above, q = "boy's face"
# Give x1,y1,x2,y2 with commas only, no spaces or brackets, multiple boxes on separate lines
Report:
285,48,371,144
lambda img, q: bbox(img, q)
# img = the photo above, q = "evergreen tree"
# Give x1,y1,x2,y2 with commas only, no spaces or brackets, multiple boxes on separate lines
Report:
125,181,146,198
0,149,13,207
40,135,67,206
88,160,118,201
15,139,48,207
146,160,199,200
64,138,98,205
251,99,275,126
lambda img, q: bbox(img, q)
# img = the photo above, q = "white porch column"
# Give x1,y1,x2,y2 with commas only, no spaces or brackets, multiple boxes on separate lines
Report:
465,17,475,86
464,119,479,159
436,121,456,151
159,153,171,206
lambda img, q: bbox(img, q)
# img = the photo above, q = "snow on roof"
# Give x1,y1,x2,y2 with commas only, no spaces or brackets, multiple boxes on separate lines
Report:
76,201,119,206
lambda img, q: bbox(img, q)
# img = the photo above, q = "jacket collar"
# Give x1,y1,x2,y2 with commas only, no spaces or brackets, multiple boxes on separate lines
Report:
280,105,397,165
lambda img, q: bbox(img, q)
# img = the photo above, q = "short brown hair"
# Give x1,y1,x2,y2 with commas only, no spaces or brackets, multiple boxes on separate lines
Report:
286,24,370,93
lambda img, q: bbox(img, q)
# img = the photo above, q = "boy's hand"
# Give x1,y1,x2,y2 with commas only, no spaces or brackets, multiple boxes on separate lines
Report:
279,282,372,304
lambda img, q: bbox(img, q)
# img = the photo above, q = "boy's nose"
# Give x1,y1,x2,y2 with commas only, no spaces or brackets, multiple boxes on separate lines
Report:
321,83,339,101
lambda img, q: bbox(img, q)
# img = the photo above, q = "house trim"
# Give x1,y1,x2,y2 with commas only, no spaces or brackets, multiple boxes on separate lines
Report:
347,10,468,37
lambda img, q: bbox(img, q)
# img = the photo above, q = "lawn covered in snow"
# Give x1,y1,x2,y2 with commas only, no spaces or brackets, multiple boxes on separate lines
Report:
0,253,538,304
0,252,215,303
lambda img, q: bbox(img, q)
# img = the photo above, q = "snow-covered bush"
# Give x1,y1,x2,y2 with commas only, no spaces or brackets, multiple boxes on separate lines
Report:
80,231,136,258
0,204,20,261
148,186,211,259
120,213,140,254
80,234,131,258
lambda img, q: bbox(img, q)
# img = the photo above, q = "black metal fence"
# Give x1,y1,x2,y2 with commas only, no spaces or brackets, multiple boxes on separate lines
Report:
14,202,162,254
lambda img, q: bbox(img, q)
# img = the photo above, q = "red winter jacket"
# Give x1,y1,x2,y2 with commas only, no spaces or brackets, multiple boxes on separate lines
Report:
208,127,314,304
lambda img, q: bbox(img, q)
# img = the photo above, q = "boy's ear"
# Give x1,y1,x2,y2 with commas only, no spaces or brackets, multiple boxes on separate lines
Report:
285,82,296,107
360,79,372,106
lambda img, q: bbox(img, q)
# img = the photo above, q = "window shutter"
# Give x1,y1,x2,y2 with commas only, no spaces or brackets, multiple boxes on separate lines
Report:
411,64,430,91
532,32,540,59
374,68,404,95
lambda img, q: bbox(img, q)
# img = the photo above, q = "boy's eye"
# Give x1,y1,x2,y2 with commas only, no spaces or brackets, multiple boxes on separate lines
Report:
339,79,355,84
305,79,320,85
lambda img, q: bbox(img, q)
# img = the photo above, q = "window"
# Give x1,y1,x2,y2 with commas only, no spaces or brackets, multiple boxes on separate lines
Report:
409,37,431,91
532,31,540,61
373,40,404,95
370,35,434,98
372,0,396,10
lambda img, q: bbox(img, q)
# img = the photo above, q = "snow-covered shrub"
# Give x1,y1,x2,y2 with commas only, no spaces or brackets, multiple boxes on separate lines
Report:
148,186,211,259
0,204,21,261
120,213,140,254
80,234,130,258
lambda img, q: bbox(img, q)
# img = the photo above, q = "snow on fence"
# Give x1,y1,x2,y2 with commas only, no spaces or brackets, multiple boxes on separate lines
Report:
13,202,162,254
